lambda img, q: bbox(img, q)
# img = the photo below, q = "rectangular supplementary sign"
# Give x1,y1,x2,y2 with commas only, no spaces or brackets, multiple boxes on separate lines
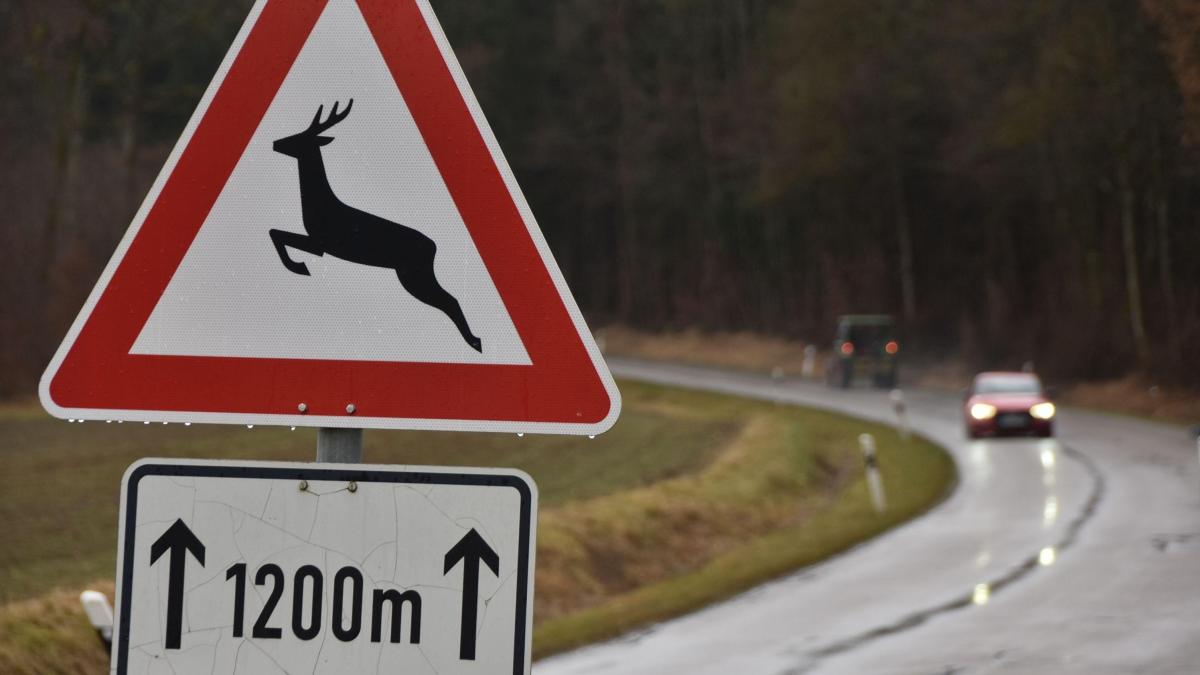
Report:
113,459,537,674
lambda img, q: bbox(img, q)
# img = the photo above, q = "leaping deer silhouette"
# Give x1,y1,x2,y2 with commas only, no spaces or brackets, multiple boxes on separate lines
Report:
270,100,482,353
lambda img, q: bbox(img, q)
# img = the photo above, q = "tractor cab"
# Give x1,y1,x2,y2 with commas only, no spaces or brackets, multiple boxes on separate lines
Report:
826,315,899,388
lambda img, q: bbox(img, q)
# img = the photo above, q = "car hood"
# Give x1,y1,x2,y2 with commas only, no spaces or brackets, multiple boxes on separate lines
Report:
969,393,1047,410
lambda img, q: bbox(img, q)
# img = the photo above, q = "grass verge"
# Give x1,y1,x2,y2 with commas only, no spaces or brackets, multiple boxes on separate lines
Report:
532,397,953,658
0,582,114,675
0,379,952,673
0,385,737,603
598,325,824,378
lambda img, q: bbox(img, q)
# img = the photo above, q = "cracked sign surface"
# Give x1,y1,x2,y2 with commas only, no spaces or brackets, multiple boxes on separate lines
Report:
113,459,537,674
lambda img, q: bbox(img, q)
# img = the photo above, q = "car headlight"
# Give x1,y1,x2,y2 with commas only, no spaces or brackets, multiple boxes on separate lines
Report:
1030,402,1056,420
970,403,997,420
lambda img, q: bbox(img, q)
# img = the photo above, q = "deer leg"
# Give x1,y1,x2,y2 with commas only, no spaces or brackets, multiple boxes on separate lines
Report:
396,263,482,353
269,229,323,276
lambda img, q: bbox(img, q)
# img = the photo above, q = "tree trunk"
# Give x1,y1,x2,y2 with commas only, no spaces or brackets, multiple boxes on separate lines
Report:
119,62,142,218
609,2,638,323
1156,195,1174,318
1117,161,1149,362
1151,131,1177,326
40,28,87,296
888,142,917,325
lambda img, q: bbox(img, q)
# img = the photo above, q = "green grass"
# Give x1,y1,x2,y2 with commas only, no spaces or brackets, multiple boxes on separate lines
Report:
0,585,112,675
530,391,950,653
532,407,954,657
0,383,736,603
0,379,954,674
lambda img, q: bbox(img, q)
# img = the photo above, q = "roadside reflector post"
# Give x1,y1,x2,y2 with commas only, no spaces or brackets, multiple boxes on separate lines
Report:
859,433,887,513
1193,426,1200,476
889,389,910,442
317,428,363,464
802,345,818,380
80,590,114,654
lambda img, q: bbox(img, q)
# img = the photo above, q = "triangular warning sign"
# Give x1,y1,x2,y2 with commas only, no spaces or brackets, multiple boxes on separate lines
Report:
40,0,620,435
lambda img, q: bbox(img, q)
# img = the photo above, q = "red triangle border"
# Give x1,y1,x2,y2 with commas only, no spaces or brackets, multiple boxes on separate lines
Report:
40,0,618,434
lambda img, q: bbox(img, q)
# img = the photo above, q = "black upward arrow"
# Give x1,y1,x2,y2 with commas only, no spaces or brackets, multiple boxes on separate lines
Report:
150,519,206,650
444,528,499,660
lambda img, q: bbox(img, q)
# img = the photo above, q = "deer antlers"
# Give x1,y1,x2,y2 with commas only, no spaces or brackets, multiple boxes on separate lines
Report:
308,99,354,134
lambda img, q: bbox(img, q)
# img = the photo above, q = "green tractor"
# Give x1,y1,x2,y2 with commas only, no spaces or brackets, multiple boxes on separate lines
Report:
825,315,900,389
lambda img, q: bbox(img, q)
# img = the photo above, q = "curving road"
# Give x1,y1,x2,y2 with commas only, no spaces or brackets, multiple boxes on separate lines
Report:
536,358,1200,675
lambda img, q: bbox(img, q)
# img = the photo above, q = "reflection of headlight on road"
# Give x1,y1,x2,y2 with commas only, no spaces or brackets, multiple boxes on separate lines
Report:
1040,448,1055,469
972,583,990,605
1039,547,1056,566
1043,496,1058,527
1030,402,1056,419
970,403,997,420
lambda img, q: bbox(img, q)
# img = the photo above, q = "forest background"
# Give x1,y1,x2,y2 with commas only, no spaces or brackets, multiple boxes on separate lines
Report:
3,0,1199,399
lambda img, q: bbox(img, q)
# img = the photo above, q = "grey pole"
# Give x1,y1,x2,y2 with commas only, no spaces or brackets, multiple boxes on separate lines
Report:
317,428,363,463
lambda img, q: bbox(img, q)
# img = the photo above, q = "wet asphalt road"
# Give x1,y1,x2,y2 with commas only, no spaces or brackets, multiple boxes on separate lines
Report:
535,358,1200,674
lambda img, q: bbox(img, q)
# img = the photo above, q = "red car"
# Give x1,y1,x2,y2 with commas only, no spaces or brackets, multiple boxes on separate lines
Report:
964,371,1055,439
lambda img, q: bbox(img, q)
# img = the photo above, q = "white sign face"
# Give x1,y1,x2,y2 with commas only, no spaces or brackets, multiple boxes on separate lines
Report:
132,0,529,366
113,460,537,675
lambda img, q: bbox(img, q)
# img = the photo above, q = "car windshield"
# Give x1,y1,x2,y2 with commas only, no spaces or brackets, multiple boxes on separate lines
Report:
975,375,1041,395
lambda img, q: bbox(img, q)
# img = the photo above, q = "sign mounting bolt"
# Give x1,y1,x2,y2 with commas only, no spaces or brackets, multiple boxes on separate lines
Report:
297,403,308,413
298,480,309,492
347,481,358,493
346,403,356,415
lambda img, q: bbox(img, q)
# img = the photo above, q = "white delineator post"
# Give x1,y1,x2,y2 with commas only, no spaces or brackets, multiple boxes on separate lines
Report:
889,389,910,442
80,590,114,653
1193,427,1200,478
859,433,887,513
802,345,818,380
